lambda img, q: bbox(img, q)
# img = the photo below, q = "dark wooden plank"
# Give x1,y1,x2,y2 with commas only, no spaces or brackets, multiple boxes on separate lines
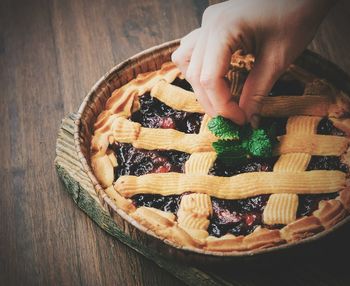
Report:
48,0,207,112
0,0,205,285
0,1,77,285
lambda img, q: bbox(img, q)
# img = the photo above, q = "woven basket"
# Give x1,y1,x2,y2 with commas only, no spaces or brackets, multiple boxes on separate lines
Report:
74,39,350,262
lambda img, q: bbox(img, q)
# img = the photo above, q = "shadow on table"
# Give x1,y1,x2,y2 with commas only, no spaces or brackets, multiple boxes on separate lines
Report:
199,222,350,285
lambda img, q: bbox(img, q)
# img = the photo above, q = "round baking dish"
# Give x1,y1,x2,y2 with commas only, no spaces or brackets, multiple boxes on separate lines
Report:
74,39,350,263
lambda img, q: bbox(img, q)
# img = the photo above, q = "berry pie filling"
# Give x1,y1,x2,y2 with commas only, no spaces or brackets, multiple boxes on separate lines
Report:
131,78,202,134
111,142,190,178
269,75,305,96
209,195,270,237
107,77,349,238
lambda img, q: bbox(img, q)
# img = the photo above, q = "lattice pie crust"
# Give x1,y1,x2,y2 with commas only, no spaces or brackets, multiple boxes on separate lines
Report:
90,52,350,253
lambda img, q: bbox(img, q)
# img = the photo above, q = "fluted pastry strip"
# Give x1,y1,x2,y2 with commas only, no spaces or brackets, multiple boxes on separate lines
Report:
286,116,321,134
112,117,215,153
179,113,215,240
263,194,299,225
177,193,212,239
185,116,217,174
273,153,311,172
199,114,214,134
115,171,345,199
277,134,348,156
264,116,321,225
136,128,215,153
112,116,141,142
260,96,332,117
185,152,217,174
149,86,339,119
151,80,204,113
273,116,319,172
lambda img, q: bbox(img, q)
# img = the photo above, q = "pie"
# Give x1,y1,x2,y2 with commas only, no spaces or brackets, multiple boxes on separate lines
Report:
89,50,350,253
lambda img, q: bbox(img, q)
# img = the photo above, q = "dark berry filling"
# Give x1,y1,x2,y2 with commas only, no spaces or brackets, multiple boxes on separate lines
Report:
269,77,305,96
110,142,190,179
131,93,203,134
307,156,348,173
171,78,193,92
317,117,345,136
297,193,338,217
209,157,277,177
260,117,288,136
209,195,270,237
132,194,182,213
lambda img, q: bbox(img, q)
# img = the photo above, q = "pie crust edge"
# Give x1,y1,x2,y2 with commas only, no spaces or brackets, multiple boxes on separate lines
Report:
74,41,350,256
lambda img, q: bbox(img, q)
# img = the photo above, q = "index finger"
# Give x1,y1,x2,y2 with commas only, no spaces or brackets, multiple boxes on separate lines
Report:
200,33,246,125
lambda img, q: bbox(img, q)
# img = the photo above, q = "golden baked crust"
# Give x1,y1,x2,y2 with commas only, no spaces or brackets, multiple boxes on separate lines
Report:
114,171,345,199
90,52,350,253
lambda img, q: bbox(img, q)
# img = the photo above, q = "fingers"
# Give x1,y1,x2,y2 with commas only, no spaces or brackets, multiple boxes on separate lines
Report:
186,30,216,117
172,10,248,125
171,29,200,77
200,32,246,125
172,27,282,128
177,27,246,124
239,48,285,128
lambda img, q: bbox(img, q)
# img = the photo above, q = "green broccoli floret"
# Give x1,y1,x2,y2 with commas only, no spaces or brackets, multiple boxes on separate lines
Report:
207,116,240,140
208,117,275,166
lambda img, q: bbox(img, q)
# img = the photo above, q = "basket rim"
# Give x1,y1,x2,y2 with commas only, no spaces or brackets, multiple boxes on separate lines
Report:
74,39,350,258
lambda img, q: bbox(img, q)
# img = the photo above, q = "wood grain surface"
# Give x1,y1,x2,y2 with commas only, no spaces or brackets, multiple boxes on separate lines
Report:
1,0,350,285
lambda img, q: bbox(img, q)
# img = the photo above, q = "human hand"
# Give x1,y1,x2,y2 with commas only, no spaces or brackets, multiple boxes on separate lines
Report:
172,0,336,126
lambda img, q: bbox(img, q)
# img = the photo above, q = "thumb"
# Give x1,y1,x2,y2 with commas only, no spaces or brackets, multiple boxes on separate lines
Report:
239,49,285,128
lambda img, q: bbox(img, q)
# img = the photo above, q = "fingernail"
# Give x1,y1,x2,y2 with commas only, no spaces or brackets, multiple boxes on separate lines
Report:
250,114,261,129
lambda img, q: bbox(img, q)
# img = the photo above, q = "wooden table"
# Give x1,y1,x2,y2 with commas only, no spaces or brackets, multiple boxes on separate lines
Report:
1,1,350,285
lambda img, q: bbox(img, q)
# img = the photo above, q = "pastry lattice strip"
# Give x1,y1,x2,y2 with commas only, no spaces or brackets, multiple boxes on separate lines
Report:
144,79,343,118
179,115,216,240
115,171,345,199
177,193,212,240
185,114,217,174
111,116,347,156
263,194,299,225
264,116,320,225
260,96,333,117
185,152,217,174
273,153,311,172
151,80,203,113
112,117,216,153
276,134,348,156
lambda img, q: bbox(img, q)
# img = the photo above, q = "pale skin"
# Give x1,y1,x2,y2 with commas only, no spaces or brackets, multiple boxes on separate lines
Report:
172,0,337,127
